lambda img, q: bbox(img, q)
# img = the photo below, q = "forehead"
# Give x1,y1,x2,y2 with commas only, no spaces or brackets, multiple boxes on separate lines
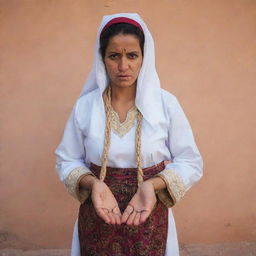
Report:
106,34,141,52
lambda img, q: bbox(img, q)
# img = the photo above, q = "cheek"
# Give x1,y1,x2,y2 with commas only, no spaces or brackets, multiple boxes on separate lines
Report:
105,62,115,76
135,61,143,74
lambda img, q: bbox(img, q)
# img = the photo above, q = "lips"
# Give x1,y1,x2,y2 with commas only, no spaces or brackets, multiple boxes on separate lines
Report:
117,75,132,80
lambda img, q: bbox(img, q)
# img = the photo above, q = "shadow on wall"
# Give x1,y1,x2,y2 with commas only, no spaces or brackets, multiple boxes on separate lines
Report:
0,231,40,250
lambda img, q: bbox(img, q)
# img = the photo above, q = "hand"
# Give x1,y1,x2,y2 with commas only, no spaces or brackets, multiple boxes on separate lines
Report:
121,180,157,226
91,180,121,225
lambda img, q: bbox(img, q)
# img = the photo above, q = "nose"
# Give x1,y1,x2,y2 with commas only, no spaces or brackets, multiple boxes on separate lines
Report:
118,56,129,72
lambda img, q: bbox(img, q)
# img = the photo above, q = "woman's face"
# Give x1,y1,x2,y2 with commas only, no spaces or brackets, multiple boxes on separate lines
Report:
104,33,143,89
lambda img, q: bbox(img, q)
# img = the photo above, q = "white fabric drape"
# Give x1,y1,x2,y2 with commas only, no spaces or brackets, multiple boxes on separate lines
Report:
79,13,166,131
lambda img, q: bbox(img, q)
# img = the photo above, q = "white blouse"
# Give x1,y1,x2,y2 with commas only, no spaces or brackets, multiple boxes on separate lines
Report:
55,87,203,256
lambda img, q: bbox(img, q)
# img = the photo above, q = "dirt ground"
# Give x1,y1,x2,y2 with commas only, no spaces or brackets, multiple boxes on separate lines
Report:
0,242,256,256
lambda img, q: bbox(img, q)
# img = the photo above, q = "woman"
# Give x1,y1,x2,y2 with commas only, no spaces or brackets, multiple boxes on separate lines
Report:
55,13,203,256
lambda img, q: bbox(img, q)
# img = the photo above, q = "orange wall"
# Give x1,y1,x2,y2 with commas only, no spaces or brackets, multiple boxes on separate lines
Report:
1,0,255,249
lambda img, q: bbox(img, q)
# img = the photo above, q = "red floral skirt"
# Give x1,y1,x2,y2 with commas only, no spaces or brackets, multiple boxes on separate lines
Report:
78,161,168,256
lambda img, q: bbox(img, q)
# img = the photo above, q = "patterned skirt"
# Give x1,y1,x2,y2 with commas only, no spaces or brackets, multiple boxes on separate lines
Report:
78,161,168,256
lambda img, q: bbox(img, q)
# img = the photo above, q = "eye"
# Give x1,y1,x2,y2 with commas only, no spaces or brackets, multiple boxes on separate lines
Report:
108,53,119,60
127,53,138,59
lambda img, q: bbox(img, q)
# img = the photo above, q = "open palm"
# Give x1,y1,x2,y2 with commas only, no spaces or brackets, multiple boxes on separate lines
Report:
121,181,157,226
91,181,122,225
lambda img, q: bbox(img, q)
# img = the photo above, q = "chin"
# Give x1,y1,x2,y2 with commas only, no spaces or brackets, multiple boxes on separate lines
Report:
112,81,136,89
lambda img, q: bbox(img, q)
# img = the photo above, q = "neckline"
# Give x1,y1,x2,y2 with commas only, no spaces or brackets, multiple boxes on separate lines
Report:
110,105,138,137
110,105,137,124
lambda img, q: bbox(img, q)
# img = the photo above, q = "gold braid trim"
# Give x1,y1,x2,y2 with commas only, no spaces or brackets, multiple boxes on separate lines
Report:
64,166,94,202
110,106,137,137
156,169,186,206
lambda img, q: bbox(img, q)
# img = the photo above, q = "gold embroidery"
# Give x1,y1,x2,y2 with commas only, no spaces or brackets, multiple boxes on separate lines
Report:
156,189,175,208
64,166,93,202
110,106,138,137
156,169,186,206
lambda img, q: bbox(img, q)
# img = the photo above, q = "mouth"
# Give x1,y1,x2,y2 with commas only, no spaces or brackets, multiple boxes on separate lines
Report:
117,75,132,80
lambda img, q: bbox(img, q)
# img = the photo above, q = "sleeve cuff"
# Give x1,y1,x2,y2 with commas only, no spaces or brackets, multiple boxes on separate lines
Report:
155,169,186,207
64,166,94,203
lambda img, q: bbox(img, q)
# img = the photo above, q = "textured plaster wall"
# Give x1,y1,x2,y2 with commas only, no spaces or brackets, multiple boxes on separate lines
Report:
1,0,255,249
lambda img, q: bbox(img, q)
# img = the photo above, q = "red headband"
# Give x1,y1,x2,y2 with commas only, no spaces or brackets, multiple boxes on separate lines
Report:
100,17,143,37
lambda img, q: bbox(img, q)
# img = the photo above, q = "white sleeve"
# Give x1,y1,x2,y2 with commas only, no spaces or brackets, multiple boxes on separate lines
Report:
55,101,94,203
156,96,203,207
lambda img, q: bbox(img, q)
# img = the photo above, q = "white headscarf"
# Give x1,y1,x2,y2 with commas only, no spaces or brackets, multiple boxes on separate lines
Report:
79,13,165,130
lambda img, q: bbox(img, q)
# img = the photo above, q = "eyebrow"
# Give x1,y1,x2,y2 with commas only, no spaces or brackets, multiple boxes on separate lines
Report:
107,51,140,54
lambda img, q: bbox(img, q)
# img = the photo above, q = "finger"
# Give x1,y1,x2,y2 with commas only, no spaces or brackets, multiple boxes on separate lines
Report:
113,213,121,225
139,210,151,224
96,208,110,224
112,206,122,225
133,212,141,226
126,209,137,225
106,210,116,225
121,204,134,223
